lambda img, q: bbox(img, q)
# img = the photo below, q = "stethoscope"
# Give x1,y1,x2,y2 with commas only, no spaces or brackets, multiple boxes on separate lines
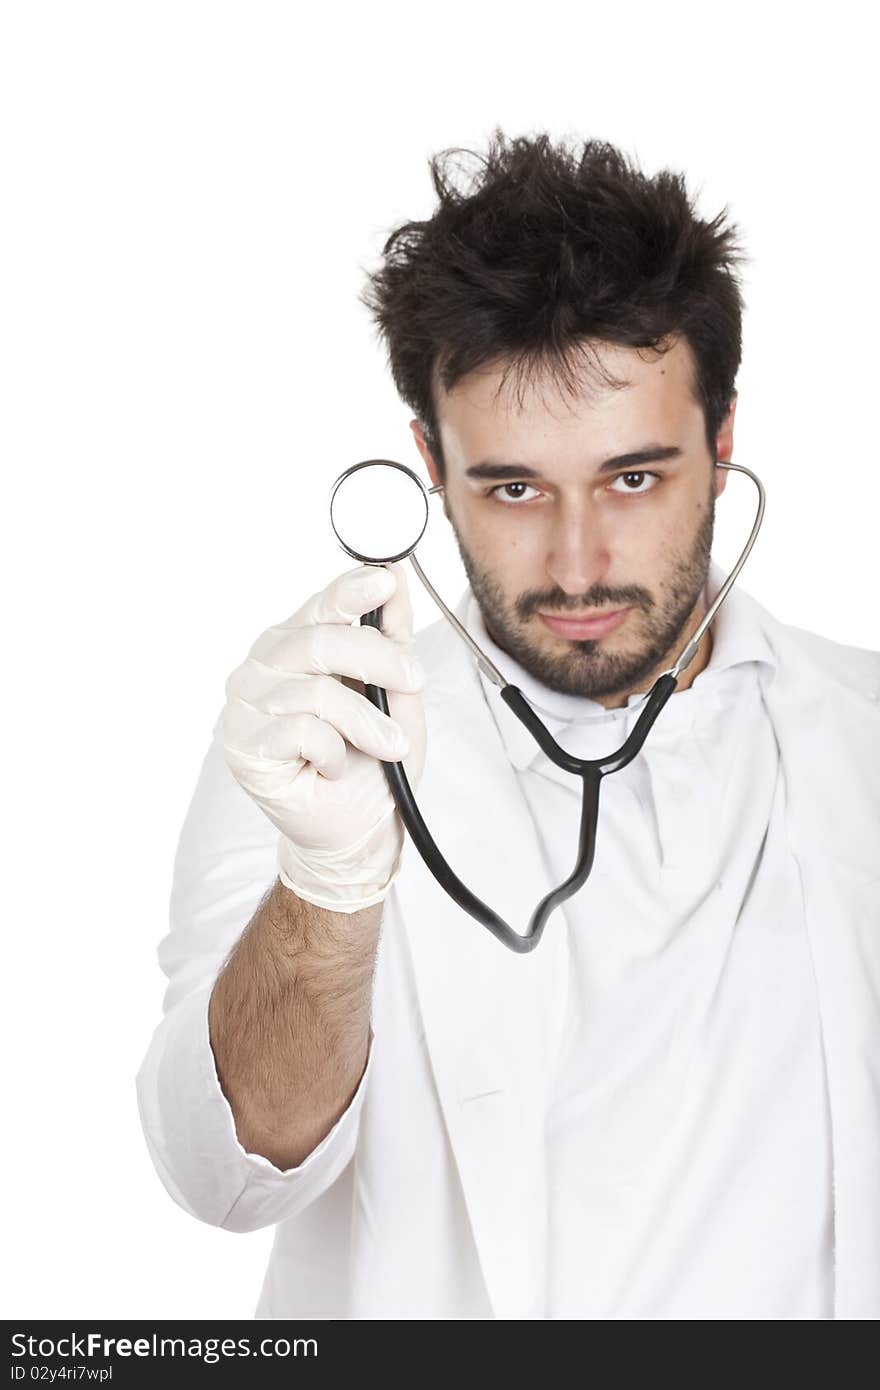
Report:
329,458,765,953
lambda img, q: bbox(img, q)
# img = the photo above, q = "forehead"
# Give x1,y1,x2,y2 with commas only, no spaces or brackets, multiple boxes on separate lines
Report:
435,336,704,462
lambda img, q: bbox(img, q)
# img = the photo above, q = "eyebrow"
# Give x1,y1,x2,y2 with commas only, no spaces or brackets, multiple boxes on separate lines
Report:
465,444,684,481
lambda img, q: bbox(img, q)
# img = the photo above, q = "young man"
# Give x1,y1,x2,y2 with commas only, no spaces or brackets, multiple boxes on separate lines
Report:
137,133,880,1320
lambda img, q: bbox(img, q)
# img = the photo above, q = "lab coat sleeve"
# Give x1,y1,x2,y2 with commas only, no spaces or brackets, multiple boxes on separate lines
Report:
136,708,371,1234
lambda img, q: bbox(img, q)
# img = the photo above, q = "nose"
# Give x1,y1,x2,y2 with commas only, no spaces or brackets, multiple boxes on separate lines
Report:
544,499,611,596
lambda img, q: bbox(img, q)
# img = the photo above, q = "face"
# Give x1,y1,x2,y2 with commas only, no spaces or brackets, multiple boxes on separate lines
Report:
411,337,734,707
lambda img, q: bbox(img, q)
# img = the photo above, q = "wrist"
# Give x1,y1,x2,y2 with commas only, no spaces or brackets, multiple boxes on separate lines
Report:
277,814,405,914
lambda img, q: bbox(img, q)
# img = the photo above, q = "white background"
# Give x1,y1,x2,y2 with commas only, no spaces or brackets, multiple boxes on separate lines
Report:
2,1,876,1320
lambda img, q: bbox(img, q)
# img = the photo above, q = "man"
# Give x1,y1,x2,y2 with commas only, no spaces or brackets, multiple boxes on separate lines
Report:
136,132,880,1319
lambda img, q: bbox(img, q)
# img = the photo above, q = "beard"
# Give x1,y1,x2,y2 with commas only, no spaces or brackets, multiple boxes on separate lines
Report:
449,488,716,701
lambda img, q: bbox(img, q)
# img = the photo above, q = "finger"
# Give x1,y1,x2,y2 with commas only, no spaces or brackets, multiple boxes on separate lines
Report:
226,672,411,762
226,708,349,779
377,560,416,647
246,622,424,692
283,565,398,630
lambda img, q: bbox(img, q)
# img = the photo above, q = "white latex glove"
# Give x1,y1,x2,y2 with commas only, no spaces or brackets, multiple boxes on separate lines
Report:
223,563,426,912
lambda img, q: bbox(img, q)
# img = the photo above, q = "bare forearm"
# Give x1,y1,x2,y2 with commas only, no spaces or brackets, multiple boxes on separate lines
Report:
208,876,382,1170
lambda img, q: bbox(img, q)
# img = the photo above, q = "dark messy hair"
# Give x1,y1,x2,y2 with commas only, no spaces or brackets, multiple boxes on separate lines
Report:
360,130,746,473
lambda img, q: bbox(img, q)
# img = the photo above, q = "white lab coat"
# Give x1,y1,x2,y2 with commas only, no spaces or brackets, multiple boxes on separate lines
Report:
137,575,880,1320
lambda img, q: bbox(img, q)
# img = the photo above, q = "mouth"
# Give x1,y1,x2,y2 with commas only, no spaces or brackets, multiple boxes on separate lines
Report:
537,606,632,641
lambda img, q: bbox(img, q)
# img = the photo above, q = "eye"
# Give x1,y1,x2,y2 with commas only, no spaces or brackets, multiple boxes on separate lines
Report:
608,470,660,494
488,481,541,504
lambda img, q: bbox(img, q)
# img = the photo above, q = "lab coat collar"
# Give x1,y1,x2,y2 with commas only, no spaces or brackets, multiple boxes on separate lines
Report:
397,581,880,1320
466,559,776,774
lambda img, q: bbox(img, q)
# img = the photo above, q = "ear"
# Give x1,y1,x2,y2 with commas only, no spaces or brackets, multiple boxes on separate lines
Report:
713,393,738,497
410,419,443,489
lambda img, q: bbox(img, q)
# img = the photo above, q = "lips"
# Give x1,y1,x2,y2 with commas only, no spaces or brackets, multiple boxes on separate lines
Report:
537,607,631,640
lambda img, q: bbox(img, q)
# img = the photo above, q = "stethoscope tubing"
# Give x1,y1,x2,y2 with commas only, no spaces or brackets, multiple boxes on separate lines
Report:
362,616,678,952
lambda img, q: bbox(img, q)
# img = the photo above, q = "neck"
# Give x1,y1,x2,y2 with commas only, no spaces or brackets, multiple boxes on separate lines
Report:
674,624,714,693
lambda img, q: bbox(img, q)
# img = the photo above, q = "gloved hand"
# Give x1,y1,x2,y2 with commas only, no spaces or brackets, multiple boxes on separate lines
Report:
222,562,426,912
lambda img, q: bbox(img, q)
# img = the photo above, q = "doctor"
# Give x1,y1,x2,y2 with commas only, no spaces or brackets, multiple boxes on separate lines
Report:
136,131,880,1320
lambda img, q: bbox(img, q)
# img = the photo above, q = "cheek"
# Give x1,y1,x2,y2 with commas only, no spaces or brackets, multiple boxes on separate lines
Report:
646,494,710,578
480,516,548,584
452,504,543,594
620,486,700,550
453,498,529,559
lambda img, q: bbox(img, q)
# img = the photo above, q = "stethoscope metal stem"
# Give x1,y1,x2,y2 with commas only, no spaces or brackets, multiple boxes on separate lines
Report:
665,461,765,679
408,551,509,689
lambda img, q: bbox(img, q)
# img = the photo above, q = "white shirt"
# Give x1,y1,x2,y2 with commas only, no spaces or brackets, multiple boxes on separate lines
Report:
467,584,835,1318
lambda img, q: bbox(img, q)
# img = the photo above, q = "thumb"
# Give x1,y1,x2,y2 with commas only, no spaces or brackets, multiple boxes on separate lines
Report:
379,560,415,648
